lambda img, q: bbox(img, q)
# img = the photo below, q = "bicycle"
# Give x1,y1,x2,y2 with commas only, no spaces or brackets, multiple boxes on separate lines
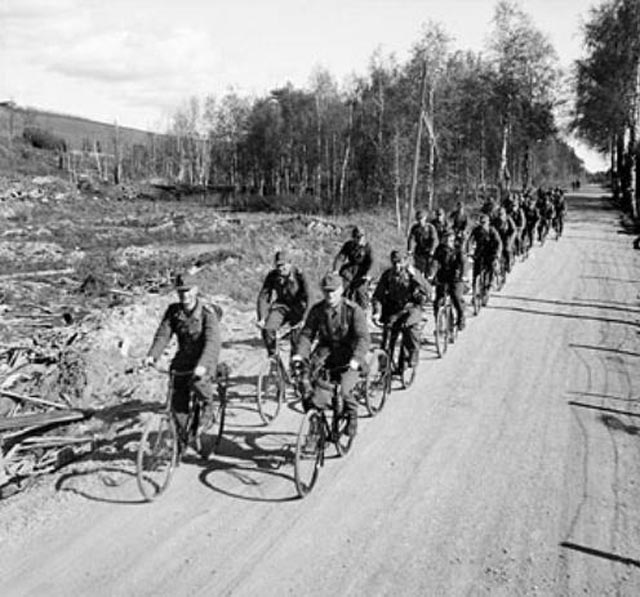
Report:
376,316,421,390
293,365,366,498
255,323,303,426
494,254,507,292
471,263,492,315
553,215,564,240
136,366,228,502
433,291,458,358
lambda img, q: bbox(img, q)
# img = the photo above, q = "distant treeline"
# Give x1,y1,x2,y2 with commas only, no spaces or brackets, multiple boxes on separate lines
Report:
573,0,640,217
2,1,588,218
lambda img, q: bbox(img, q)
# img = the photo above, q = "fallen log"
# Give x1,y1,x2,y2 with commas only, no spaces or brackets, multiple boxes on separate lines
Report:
0,390,68,410
0,409,87,433
0,268,75,280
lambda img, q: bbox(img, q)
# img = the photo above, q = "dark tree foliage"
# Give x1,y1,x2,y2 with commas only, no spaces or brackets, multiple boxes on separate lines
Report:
165,2,585,215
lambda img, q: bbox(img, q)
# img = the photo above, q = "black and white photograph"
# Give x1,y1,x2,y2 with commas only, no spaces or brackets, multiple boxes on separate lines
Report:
1,0,640,594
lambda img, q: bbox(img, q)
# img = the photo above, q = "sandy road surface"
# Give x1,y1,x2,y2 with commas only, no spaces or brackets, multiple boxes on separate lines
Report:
3,186,640,596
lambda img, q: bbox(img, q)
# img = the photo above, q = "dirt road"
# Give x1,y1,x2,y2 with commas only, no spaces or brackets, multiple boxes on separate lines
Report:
3,186,640,596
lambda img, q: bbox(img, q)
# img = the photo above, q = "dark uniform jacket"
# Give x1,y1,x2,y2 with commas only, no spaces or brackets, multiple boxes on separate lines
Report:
257,266,310,321
510,207,526,231
467,225,502,261
523,201,539,226
493,216,517,246
333,241,373,283
372,267,429,321
450,209,468,235
431,244,466,285
431,218,451,242
296,299,370,368
148,299,221,374
407,222,438,257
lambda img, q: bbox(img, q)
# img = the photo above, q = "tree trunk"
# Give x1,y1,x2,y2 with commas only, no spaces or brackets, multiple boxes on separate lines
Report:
426,85,436,211
499,120,510,192
407,61,429,236
394,129,402,232
377,79,385,206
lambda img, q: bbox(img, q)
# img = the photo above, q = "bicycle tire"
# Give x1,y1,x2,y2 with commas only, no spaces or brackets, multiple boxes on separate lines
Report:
334,412,354,456
365,349,390,416
447,304,458,344
434,307,449,358
136,412,178,502
294,410,324,498
256,357,285,425
472,283,480,316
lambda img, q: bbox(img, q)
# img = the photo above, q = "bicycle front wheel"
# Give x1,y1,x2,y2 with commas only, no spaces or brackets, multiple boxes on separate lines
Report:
294,410,324,498
434,308,449,358
137,412,178,502
256,357,285,425
365,349,390,416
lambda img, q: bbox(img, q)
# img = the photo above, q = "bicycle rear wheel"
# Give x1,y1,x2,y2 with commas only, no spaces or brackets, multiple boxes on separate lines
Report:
137,412,178,502
256,357,285,425
434,307,449,358
472,281,480,316
365,349,390,416
294,410,324,498
447,304,458,344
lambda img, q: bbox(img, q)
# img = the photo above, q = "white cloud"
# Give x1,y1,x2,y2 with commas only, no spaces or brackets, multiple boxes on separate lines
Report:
46,28,219,86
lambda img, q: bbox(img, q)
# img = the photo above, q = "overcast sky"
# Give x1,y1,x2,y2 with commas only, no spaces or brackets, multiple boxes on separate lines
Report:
0,0,606,170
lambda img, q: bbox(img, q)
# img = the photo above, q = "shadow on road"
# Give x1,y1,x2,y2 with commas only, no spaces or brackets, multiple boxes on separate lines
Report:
580,276,640,284
560,542,640,569
568,400,640,420
55,431,145,505
198,427,298,503
486,303,639,328
497,295,640,316
569,343,640,359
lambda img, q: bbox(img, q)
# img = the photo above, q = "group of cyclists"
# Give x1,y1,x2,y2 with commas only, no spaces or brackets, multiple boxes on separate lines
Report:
143,185,568,454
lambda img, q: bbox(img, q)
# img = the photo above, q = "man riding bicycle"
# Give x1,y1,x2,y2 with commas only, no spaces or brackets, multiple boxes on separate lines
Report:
372,250,429,376
466,214,502,298
430,230,467,331
492,207,517,274
552,188,567,237
508,196,526,258
449,200,469,244
431,208,451,241
536,191,555,243
257,250,310,357
144,271,222,448
522,195,539,252
407,209,438,277
293,272,370,438
333,226,373,310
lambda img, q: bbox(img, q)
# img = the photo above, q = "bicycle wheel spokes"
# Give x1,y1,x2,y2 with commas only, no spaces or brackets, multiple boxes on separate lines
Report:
256,357,285,425
137,413,178,502
294,410,324,498
365,349,390,416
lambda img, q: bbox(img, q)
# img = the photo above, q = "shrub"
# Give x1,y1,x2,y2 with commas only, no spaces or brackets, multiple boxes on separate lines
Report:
23,127,67,152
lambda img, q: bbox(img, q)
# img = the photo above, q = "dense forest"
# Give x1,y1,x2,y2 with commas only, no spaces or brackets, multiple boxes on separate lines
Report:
573,0,640,217
156,0,584,215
